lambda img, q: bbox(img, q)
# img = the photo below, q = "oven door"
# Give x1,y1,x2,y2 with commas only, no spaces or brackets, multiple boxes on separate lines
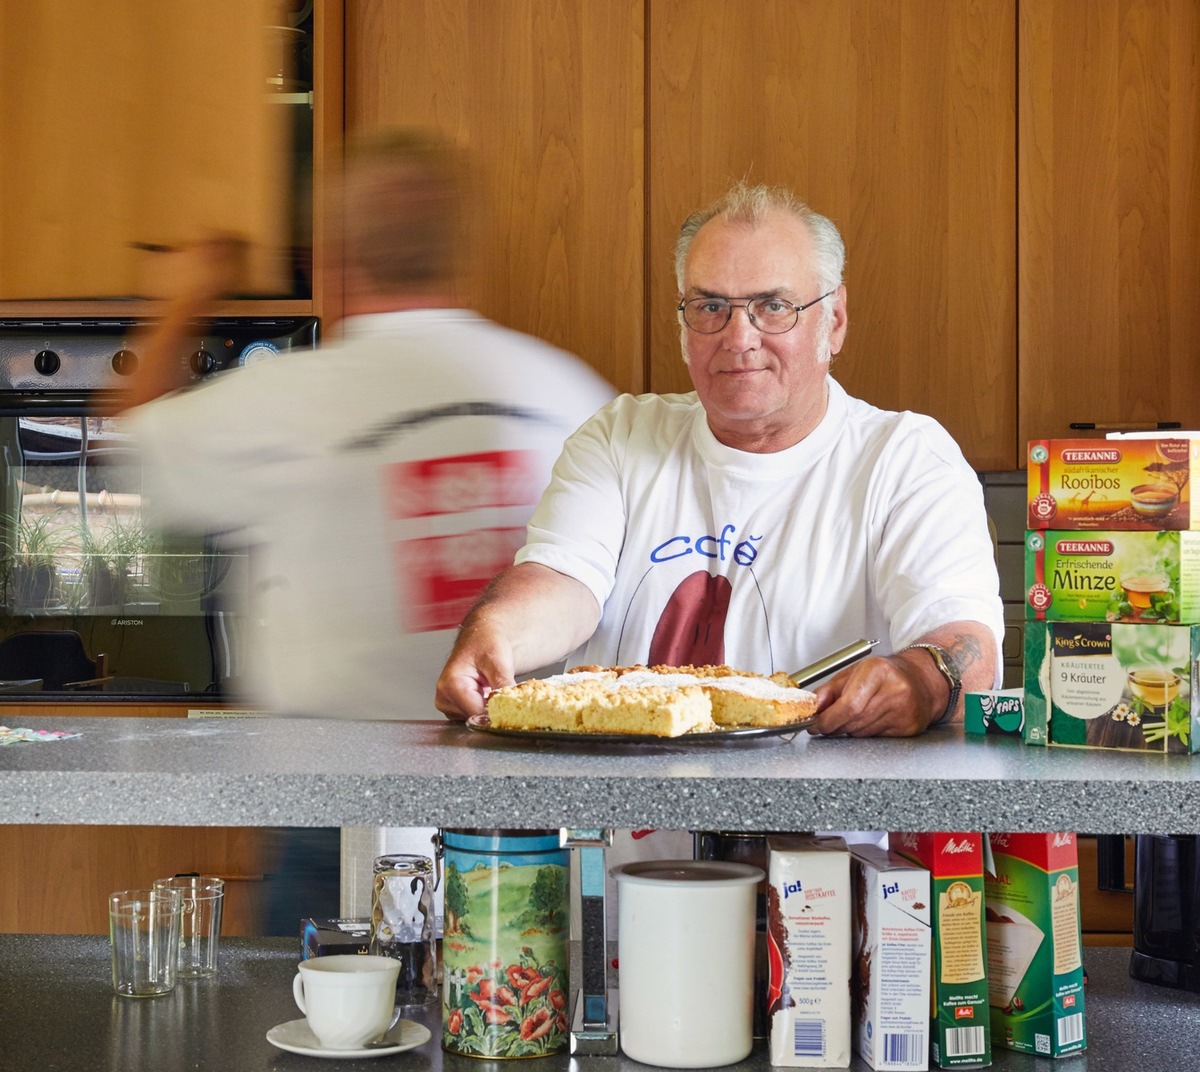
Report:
0,316,317,701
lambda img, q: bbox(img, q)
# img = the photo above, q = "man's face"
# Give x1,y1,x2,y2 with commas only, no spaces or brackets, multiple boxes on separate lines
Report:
680,208,847,452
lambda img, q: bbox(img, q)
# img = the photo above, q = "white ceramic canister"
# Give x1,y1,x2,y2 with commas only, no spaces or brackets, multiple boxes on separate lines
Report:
612,859,763,1068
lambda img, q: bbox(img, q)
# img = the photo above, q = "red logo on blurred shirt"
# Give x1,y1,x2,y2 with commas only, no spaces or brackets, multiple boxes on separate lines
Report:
386,451,541,632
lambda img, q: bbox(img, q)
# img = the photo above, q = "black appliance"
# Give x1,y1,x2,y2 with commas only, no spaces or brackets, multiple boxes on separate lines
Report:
0,316,318,701
1097,833,1200,991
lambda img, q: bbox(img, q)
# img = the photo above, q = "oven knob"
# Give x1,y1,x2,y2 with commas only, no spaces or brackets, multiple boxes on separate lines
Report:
190,349,217,376
237,341,278,367
112,349,139,376
34,349,60,376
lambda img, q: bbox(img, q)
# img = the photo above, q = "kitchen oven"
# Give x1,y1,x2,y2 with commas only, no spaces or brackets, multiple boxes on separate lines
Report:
0,316,318,701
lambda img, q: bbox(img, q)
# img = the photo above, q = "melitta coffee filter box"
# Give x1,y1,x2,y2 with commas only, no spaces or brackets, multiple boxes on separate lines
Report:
889,832,991,1069
1027,438,1197,530
850,843,932,1071
1023,620,1200,753
983,833,1085,1059
1025,529,1200,624
766,834,852,1067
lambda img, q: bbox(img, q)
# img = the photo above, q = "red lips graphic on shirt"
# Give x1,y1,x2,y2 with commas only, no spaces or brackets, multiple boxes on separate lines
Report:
648,570,732,666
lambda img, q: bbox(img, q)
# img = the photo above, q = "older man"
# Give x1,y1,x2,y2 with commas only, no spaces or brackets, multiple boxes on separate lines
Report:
436,182,1002,736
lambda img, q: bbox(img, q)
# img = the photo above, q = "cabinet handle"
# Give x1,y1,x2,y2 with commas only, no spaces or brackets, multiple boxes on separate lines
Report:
1069,421,1182,431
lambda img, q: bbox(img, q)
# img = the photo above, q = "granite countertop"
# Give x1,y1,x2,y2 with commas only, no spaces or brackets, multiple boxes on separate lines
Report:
0,715,1198,832
1,935,1198,1072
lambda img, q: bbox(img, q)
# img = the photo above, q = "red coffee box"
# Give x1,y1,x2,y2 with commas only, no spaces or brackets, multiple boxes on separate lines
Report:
766,834,852,1067
983,833,1086,1058
890,833,991,1068
1027,438,1197,530
850,843,932,1071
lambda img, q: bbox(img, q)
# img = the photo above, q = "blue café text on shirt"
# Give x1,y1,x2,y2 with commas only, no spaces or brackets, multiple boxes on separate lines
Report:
650,524,762,567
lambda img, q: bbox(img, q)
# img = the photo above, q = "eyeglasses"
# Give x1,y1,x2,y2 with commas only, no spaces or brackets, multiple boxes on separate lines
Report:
677,290,836,334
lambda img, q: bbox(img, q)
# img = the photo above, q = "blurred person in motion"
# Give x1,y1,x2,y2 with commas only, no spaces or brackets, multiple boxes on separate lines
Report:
436,181,1003,736
122,128,615,719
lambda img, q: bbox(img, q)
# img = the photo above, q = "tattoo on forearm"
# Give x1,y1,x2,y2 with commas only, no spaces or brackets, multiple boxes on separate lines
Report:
944,634,983,682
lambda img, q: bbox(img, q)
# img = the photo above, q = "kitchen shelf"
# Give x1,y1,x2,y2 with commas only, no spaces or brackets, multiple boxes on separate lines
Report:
0,936,1196,1071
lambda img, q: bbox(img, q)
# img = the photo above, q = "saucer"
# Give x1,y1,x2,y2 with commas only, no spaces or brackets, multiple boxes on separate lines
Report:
266,1017,432,1059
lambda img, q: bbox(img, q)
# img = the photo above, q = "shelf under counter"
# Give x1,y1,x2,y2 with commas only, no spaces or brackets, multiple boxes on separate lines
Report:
0,936,1196,1072
0,716,1198,833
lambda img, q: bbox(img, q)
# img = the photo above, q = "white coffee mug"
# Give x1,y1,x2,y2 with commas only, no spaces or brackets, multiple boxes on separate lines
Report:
292,954,401,1049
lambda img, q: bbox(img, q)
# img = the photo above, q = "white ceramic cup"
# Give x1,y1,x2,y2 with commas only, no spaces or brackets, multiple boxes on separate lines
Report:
613,859,763,1068
292,955,402,1049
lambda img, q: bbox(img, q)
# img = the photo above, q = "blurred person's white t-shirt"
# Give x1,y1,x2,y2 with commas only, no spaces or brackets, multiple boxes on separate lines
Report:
127,309,614,719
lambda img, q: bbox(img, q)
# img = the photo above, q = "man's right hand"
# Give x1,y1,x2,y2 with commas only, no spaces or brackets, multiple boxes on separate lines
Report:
435,624,517,721
433,562,602,721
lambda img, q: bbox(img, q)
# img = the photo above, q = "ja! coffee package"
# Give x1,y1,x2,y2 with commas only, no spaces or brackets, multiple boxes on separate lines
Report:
983,833,1086,1059
890,833,991,1068
766,834,852,1067
850,843,932,1071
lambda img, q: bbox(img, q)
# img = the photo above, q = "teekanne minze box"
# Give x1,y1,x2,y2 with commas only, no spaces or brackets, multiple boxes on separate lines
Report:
849,843,932,1071
1024,529,1200,624
889,833,991,1069
766,834,852,1067
1023,620,1200,753
983,833,1086,1059
1026,438,1197,530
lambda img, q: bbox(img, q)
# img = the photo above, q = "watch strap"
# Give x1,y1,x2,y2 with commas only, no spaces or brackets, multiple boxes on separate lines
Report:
903,643,962,726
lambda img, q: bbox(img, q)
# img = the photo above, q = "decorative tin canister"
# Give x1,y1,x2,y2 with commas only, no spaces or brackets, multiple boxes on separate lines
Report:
440,829,570,1058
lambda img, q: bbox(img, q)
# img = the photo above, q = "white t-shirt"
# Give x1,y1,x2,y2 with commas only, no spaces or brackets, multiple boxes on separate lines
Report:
127,309,615,718
517,376,1004,680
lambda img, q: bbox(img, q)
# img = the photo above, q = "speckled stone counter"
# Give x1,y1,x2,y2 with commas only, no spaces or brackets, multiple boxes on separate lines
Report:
0,715,1198,833
0,935,1197,1071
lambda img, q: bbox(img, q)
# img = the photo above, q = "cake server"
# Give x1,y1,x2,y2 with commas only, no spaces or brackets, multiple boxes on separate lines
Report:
789,638,878,688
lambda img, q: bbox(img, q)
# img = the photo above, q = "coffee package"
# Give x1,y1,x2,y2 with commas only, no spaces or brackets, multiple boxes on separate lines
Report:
890,833,991,1068
1027,438,1197,530
766,835,852,1067
850,844,932,1071
984,833,1086,1058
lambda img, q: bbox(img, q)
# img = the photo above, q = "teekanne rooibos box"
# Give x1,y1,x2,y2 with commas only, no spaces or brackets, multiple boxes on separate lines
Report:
983,833,1086,1058
890,832,991,1068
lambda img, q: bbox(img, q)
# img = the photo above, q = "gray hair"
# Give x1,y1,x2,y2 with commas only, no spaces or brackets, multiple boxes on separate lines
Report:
674,181,846,295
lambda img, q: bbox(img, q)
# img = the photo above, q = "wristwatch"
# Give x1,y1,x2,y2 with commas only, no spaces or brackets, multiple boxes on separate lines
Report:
904,644,962,725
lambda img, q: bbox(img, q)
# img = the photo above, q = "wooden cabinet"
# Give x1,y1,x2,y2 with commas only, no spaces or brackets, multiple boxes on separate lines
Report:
0,1,344,324
648,0,1018,471
1018,0,1200,446
343,0,646,394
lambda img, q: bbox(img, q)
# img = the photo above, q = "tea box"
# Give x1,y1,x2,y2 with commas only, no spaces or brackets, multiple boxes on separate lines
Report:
850,843,932,1071
1023,620,1200,753
766,835,852,1067
1027,438,1197,530
963,689,1024,738
983,833,1086,1059
1024,529,1200,623
889,832,991,1069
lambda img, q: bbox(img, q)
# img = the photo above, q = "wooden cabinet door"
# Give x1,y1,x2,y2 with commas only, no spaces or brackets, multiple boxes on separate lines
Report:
649,0,1017,470
343,0,646,395
0,0,292,299
1018,0,1200,447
